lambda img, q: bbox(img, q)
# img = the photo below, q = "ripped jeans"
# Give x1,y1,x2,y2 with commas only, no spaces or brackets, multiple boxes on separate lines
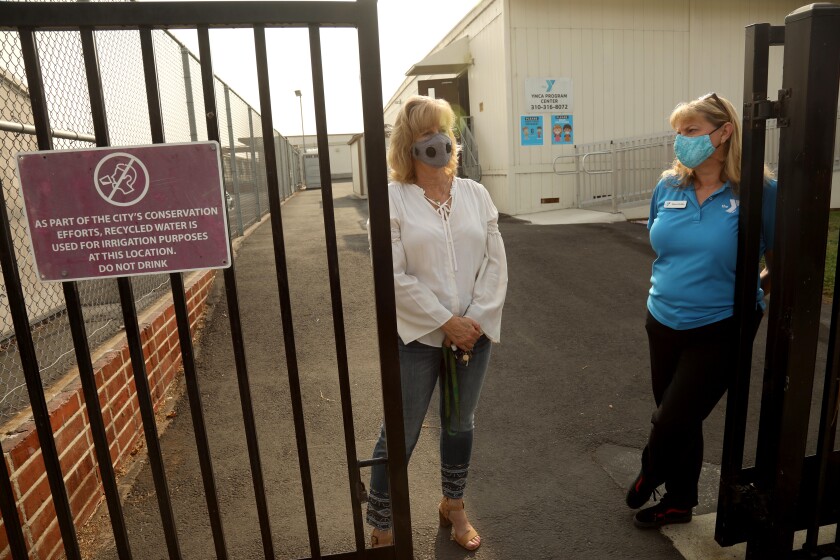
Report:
366,335,491,530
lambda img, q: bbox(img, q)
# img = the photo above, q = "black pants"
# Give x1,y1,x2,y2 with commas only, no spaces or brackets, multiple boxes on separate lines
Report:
641,310,762,507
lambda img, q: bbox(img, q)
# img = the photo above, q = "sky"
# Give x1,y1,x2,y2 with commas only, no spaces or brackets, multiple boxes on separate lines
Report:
156,0,481,136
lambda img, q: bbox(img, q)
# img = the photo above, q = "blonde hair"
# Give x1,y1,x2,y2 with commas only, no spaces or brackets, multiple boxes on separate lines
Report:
388,95,459,184
661,93,744,191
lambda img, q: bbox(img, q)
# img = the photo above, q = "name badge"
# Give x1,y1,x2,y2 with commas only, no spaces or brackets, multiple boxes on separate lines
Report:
664,200,688,209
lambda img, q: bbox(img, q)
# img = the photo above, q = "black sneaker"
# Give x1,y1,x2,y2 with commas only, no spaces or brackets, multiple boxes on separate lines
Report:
633,500,693,529
625,471,661,509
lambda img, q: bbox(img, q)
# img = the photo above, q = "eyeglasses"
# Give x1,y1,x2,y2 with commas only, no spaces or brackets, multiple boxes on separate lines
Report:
699,92,728,115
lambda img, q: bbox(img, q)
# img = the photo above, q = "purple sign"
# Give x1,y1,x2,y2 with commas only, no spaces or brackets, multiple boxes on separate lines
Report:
16,141,231,282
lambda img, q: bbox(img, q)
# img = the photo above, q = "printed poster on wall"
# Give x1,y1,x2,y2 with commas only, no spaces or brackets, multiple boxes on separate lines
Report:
551,115,574,145
520,115,544,146
525,77,573,114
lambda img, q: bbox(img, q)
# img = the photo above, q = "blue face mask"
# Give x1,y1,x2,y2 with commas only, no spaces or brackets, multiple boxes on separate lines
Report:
412,132,452,168
673,125,723,168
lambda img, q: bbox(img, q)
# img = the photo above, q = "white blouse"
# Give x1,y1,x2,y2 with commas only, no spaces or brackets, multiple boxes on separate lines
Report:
385,177,508,347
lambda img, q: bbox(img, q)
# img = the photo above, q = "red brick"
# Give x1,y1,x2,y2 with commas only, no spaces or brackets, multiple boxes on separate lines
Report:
110,392,135,439
0,516,8,555
19,470,50,520
10,451,44,500
64,453,95,497
157,351,174,379
107,385,133,429
166,316,177,336
115,423,139,458
145,350,159,373
53,411,87,459
27,498,55,543
102,367,125,402
32,517,60,560
57,432,90,474
152,329,164,350
9,426,43,470
69,469,100,518
48,392,81,433
108,440,119,465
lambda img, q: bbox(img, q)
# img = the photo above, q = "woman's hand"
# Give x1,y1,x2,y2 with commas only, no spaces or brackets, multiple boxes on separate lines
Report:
761,251,773,296
441,316,482,351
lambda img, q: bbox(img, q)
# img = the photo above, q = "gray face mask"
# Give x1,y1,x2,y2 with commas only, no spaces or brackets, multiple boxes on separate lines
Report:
412,132,452,168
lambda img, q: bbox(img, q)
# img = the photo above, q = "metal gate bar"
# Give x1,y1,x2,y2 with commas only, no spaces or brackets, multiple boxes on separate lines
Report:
20,27,136,559
713,5,840,558
810,230,840,550
0,3,412,559
356,0,413,553
13,29,86,560
0,452,27,558
137,28,233,559
247,25,322,557
161,25,281,560
307,23,367,552
716,21,777,545
750,6,840,556
76,28,187,560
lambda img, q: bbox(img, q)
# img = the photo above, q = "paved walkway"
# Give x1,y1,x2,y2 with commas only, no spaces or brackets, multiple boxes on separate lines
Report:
82,182,829,559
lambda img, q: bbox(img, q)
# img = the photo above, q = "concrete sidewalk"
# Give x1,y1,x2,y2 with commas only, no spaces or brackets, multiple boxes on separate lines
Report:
83,182,830,559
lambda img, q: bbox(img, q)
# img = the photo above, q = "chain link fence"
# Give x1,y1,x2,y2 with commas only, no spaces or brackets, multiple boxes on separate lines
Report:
0,18,302,424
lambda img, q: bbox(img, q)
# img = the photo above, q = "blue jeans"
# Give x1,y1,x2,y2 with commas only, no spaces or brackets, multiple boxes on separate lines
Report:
366,335,492,530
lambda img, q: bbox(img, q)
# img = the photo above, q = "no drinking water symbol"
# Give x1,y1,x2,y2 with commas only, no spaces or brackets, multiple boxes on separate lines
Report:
94,152,150,207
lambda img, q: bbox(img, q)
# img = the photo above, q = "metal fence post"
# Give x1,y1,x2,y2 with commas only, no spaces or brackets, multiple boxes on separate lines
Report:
715,21,776,548
223,85,244,235
574,145,581,208
610,141,617,213
248,107,261,217
181,46,198,142
746,5,840,557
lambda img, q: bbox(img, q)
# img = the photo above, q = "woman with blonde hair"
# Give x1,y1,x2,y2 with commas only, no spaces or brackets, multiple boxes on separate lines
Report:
626,93,776,528
366,95,507,550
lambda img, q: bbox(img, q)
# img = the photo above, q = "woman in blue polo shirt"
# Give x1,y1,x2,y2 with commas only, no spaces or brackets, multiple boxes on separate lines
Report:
625,93,776,528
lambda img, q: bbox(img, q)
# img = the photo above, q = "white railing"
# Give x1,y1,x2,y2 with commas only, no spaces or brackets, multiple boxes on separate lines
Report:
457,116,481,182
557,116,840,212
554,131,674,212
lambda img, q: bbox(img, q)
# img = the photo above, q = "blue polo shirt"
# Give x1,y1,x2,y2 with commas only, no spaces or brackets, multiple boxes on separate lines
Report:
647,175,777,330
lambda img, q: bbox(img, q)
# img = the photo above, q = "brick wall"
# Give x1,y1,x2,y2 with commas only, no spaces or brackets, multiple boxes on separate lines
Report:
0,268,216,560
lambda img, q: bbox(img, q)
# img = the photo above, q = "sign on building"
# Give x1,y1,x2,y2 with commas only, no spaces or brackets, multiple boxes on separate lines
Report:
551,115,574,145
520,115,544,146
16,141,231,282
525,77,573,114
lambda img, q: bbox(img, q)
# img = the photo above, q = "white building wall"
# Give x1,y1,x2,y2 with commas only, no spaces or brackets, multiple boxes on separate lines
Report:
288,133,356,179
507,0,802,215
463,3,508,209
384,0,809,215
383,0,507,204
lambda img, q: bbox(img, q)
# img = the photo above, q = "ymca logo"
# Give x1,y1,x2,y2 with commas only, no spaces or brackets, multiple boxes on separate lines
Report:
722,199,740,214
545,79,556,92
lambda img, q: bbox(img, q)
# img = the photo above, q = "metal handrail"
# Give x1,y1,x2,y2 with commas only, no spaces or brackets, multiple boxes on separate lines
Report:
581,151,613,175
553,150,617,176
552,154,577,175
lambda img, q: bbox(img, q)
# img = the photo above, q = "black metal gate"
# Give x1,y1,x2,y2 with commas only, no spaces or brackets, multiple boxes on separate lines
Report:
0,2,412,559
718,3,840,559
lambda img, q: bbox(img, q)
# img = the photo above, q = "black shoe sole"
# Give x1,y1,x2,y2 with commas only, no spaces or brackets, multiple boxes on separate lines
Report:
633,512,692,529
626,491,653,510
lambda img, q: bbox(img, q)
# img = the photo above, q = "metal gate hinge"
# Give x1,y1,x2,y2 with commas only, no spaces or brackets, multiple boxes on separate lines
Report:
745,89,791,128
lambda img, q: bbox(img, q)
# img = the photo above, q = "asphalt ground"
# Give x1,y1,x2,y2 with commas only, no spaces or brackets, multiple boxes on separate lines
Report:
81,182,831,560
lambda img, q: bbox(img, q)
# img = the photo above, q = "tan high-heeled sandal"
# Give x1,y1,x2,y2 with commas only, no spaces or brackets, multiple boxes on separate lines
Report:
438,497,481,551
370,528,393,548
